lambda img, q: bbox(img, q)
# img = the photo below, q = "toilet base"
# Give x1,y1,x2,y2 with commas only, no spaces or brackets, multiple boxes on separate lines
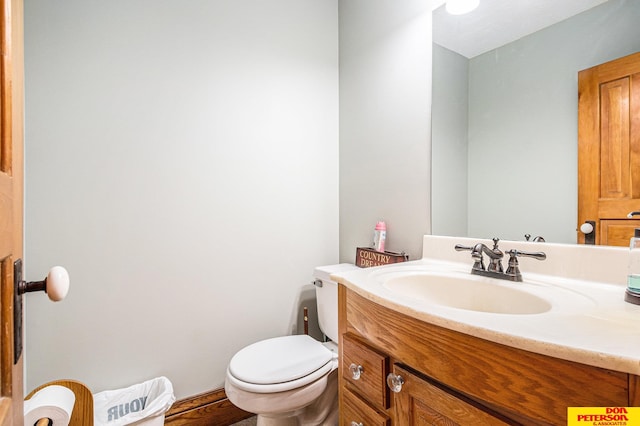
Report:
256,414,300,426
229,370,338,426
255,370,338,426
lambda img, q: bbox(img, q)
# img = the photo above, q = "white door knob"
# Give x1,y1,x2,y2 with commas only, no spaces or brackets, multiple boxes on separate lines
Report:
580,222,594,234
45,266,70,301
19,266,70,302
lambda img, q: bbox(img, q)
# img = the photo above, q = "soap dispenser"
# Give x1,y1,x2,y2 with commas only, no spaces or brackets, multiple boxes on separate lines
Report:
625,228,640,305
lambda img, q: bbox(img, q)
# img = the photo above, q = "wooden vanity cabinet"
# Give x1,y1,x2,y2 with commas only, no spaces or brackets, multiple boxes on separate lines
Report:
338,285,637,426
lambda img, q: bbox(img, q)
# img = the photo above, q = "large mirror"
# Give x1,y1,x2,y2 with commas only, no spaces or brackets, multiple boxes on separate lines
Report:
431,0,640,244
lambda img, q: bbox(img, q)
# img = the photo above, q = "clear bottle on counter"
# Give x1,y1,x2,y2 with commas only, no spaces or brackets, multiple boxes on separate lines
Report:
373,221,386,252
625,228,640,304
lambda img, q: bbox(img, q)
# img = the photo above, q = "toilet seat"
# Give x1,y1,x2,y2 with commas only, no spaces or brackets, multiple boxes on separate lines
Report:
227,335,336,394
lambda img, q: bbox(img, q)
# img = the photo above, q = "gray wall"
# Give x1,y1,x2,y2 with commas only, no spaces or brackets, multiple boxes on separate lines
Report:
24,0,339,399
432,0,640,243
24,0,433,401
339,0,432,263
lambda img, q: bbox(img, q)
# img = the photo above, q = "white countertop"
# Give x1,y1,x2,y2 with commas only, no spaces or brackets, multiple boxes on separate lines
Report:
332,236,640,375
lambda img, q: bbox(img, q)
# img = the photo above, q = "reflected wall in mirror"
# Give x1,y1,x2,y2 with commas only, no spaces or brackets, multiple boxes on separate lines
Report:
431,0,640,244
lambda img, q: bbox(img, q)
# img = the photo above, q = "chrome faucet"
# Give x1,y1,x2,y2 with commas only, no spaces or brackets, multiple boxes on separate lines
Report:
525,234,545,242
455,238,546,282
473,238,503,272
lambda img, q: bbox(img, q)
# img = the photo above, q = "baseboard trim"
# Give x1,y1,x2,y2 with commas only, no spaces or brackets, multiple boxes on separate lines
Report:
164,388,253,426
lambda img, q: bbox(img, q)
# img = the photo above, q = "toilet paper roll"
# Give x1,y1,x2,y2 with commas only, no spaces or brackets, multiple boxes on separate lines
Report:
24,385,76,426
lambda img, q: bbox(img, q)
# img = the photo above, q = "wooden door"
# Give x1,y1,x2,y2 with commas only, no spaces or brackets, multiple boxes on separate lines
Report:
578,51,640,246
0,0,23,424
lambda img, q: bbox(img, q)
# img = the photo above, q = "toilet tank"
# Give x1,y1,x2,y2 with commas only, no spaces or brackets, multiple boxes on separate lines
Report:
313,264,358,343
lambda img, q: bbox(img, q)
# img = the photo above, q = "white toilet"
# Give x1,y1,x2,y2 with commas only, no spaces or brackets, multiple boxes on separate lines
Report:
225,264,357,426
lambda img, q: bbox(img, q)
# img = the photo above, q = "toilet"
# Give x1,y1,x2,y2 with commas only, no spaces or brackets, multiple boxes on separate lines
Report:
225,263,357,426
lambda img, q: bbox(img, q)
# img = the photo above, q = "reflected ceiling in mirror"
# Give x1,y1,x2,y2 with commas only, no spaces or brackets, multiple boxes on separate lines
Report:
432,0,609,58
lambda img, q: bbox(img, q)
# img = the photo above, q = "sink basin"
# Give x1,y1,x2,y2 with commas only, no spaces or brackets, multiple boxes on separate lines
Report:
383,272,552,315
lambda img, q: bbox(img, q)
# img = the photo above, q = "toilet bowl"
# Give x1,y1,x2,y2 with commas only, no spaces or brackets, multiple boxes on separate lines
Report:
224,264,357,426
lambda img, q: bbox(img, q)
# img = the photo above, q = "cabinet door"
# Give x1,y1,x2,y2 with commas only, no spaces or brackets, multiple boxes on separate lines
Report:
391,365,510,426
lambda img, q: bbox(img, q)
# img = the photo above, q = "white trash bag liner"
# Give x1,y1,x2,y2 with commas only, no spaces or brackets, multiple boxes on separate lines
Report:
93,376,175,426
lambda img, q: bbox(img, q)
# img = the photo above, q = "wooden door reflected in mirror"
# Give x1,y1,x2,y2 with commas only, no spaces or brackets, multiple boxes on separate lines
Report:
578,51,640,246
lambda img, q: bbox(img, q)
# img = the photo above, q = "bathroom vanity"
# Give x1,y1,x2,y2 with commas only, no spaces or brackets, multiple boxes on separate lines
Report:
333,236,640,425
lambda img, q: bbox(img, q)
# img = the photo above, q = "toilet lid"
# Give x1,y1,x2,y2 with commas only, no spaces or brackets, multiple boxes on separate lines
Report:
229,335,333,385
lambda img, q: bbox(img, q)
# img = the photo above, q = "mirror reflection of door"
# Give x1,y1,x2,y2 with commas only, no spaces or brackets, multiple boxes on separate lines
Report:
578,51,640,246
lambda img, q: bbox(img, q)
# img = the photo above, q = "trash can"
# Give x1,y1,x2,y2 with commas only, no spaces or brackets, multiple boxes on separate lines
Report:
93,376,175,426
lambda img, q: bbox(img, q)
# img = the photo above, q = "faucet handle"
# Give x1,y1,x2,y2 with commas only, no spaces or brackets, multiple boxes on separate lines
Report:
471,251,485,271
506,249,546,261
454,244,484,271
505,249,547,281
505,250,523,281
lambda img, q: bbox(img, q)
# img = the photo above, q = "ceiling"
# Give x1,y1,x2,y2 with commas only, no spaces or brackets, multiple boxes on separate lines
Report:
432,0,610,58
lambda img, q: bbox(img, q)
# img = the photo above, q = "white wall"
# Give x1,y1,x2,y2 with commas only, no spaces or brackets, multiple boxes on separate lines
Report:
339,0,432,263
24,0,339,398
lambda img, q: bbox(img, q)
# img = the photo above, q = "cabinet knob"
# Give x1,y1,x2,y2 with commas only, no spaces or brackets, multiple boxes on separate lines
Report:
350,422,364,426
387,373,405,393
349,363,363,380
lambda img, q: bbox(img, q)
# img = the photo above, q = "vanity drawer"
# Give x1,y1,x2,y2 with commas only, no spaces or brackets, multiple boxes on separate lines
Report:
341,387,389,426
342,333,390,409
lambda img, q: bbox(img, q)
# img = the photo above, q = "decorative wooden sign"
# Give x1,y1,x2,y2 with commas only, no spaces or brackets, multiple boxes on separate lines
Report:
355,247,408,268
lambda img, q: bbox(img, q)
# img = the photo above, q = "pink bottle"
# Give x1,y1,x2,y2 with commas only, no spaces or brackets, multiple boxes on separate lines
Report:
373,221,386,252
